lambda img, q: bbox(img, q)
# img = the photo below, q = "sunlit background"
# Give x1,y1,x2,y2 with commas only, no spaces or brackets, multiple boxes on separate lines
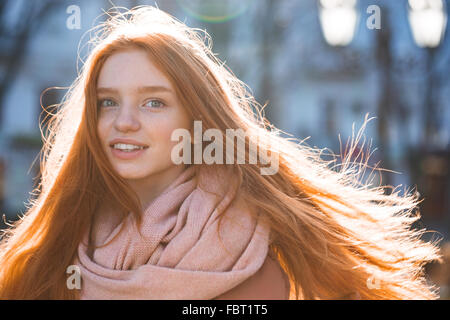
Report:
0,0,449,298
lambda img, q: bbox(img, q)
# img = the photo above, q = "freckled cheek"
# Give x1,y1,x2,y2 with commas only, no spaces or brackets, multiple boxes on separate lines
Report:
97,117,113,149
148,121,187,154
149,122,176,145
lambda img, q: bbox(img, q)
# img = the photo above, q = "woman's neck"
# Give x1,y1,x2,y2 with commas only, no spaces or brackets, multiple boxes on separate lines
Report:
126,164,187,210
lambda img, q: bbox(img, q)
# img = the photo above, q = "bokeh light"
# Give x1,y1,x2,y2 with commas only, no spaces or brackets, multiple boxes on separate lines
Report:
319,0,359,46
176,0,253,23
408,0,447,48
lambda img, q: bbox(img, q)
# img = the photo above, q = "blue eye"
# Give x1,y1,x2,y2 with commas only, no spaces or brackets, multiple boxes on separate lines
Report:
98,99,117,108
144,99,165,109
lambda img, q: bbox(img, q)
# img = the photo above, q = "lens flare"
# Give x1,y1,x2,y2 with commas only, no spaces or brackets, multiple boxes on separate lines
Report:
176,0,253,23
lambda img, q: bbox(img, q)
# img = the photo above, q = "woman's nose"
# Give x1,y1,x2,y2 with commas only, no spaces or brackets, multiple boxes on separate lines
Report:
113,104,140,132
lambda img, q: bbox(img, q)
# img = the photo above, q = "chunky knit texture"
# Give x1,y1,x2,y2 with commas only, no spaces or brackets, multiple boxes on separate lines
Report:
74,165,270,299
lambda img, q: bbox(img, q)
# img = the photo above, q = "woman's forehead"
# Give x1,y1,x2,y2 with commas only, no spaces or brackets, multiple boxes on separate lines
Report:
96,49,173,93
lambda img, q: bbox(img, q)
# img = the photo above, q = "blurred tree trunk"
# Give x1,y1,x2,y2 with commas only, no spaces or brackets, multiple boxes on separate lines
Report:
0,0,61,129
375,6,394,189
416,3,450,224
201,17,231,62
256,0,284,127
423,48,439,147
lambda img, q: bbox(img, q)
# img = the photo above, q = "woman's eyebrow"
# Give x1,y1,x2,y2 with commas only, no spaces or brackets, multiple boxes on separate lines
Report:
96,86,173,94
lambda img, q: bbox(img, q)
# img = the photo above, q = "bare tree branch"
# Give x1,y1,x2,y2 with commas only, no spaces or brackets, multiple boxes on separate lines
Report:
0,0,63,128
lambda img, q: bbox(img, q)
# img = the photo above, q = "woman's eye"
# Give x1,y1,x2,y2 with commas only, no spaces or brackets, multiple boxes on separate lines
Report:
98,99,117,108
144,99,165,109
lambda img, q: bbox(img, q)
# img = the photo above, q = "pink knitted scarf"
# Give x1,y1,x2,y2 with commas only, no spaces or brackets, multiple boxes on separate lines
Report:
73,165,270,299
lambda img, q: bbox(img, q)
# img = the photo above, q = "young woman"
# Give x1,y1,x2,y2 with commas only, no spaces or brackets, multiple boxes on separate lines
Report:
0,6,442,300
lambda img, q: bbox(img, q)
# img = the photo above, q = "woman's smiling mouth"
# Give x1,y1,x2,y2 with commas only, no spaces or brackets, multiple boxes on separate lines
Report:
110,144,149,160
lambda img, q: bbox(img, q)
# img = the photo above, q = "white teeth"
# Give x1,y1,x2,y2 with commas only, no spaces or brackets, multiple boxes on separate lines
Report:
113,143,145,151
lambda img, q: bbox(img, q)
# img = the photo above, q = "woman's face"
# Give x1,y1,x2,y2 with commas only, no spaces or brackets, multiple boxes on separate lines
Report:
96,48,192,183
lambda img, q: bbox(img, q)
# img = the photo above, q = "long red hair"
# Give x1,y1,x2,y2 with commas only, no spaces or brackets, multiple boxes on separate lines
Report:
0,6,442,299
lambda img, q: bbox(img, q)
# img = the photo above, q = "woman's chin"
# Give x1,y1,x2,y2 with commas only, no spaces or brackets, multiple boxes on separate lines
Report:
115,169,151,180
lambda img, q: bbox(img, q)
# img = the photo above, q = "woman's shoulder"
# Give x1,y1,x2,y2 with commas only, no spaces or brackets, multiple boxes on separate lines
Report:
213,252,290,300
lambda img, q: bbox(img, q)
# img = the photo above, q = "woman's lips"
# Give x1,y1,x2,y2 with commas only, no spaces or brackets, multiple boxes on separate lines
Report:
110,146,148,160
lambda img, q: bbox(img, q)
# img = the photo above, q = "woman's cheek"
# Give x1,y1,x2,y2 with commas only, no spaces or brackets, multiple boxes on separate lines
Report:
97,122,108,146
